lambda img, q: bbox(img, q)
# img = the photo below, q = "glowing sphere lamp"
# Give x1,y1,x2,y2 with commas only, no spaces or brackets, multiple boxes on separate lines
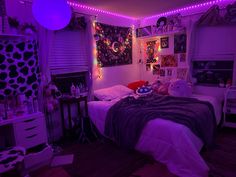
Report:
32,0,72,30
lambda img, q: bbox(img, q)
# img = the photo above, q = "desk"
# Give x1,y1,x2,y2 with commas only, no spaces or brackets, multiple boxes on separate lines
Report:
59,96,91,142
0,112,48,149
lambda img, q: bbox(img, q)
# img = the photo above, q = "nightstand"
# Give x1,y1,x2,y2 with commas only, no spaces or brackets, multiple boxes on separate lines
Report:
223,86,236,128
59,95,91,143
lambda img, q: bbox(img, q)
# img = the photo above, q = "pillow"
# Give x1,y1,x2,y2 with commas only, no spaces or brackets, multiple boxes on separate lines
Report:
127,80,146,91
94,85,133,101
168,79,192,97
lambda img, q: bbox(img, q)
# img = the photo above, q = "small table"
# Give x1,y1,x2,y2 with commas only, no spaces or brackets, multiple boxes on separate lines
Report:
59,96,90,142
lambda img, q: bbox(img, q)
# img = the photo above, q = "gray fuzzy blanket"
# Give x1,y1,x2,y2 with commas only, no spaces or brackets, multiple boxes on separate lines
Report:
105,93,217,149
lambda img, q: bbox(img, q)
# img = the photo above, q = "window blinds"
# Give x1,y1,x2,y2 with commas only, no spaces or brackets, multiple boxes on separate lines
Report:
48,30,88,74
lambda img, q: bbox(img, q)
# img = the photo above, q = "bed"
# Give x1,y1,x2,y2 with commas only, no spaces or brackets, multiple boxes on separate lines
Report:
88,86,221,177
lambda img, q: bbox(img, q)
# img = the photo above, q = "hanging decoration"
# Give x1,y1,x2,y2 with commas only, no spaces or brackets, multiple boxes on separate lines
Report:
0,39,40,100
32,0,72,30
95,23,132,67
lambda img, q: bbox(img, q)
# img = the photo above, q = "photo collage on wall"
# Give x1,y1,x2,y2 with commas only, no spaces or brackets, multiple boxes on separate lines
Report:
95,23,132,67
144,32,188,80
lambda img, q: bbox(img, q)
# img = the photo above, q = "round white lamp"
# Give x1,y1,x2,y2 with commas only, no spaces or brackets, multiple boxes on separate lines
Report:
32,0,72,30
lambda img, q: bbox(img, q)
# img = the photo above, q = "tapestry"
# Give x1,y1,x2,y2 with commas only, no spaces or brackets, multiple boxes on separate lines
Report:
161,55,178,67
0,39,40,100
95,23,132,67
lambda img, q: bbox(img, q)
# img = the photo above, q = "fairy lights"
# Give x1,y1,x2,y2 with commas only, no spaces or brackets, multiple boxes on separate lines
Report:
66,0,233,21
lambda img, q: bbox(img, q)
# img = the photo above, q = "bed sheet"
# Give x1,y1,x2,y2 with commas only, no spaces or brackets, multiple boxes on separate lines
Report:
88,94,220,177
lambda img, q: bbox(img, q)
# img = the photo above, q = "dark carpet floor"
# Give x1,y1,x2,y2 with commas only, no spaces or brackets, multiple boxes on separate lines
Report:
27,127,236,177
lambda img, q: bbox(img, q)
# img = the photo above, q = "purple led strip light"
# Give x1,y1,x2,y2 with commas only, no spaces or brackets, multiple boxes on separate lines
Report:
67,1,137,20
143,0,234,20
67,0,233,20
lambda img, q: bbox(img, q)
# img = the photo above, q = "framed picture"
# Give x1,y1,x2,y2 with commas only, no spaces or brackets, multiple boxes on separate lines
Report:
161,55,178,67
160,37,169,49
174,34,187,53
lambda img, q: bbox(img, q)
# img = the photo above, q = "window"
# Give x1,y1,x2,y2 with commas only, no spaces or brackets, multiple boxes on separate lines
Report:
48,30,88,74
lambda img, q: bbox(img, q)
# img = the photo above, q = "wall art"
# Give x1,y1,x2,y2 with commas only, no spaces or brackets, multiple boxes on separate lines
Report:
0,39,40,100
174,33,186,53
145,40,160,63
160,37,169,49
167,69,172,76
153,64,160,75
179,53,186,62
161,55,178,67
177,68,188,80
160,69,165,77
146,64,151,71
95,23,132,67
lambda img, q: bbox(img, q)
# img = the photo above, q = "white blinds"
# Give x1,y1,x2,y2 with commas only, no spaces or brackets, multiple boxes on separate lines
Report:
48,30,88,74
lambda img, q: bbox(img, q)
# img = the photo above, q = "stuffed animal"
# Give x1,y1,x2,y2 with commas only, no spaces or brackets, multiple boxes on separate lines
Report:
43,83,61,113
168,79,192,97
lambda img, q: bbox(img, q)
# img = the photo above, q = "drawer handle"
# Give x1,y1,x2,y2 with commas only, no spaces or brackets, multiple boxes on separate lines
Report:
26,134,37,139
25,126,37,131
24,119,36,123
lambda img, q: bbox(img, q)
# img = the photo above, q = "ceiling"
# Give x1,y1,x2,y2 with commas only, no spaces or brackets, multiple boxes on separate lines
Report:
76,0,208,18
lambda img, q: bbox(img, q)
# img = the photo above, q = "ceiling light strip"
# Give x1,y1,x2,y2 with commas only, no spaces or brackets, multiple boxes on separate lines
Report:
143,0,233,20
67,1,137,20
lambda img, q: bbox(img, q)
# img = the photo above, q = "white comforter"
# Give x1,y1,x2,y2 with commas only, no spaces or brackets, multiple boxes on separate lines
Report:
88,94,221,177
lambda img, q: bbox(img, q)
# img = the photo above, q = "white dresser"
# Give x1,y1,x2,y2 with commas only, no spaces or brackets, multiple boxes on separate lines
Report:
0,112,52,170
13,112,48,149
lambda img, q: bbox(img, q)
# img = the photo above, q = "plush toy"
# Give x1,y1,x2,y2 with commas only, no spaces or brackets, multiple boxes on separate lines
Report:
43,82,61,113
168,79,192,97
136,86,153,96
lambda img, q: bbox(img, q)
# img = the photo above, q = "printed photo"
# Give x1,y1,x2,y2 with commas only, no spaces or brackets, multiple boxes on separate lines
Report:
177,68,188,80
160,37,169,49
161,55,178,67
153,64,160,75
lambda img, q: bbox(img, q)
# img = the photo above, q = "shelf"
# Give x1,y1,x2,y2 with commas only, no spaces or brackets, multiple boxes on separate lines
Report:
137,29,186,39
0,33,25,38
193,69,233,71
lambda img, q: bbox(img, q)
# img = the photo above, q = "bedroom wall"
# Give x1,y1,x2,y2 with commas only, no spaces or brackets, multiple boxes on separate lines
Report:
138,7,236,101
5,1,140,91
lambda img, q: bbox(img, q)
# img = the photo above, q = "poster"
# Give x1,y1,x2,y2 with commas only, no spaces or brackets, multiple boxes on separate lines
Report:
161,55,178,67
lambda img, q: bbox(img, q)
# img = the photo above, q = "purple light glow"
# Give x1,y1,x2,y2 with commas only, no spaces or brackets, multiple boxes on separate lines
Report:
143,0,234,20
66,1,137,20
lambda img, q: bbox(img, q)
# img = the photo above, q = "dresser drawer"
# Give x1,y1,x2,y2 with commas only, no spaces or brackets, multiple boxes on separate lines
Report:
13,116,48,149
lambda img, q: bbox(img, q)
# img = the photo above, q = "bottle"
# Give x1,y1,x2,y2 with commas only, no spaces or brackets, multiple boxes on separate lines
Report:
27,97,33,114
75,85,80,98
33,97,39,113
70,83,76,97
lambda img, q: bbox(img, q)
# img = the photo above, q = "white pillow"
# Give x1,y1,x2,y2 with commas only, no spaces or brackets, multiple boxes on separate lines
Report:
94,85,133,101
168,79,192,97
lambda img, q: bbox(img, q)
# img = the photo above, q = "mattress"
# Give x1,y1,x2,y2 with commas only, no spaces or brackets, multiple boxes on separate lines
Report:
88,94,221,177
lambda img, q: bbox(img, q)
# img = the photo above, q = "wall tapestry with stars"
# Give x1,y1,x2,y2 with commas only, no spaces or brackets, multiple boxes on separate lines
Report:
95,23,132,67
0,39,40,100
